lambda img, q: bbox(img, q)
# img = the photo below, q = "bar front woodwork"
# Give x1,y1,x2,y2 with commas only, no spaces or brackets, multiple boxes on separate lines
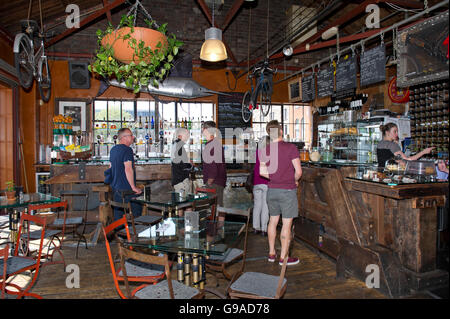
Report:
46,163,171,184
295,164,448,297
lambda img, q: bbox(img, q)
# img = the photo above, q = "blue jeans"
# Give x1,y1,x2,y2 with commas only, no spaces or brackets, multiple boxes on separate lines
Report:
112,190,143,221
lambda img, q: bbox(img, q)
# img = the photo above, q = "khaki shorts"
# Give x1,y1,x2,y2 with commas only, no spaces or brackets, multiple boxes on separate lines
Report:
209,184,224,207
267,188,298,219
173,178,192,194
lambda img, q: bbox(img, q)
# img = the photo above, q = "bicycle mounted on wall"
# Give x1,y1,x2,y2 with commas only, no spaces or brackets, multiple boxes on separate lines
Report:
241,59,276,123
13,1,52,102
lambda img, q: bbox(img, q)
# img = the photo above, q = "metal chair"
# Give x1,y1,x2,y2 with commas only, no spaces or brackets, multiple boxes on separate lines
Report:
206,206,251,286
53,190,91,258
225,220,288,299
118,243,204,299
27,201,67,269
194,187,217,220
102,216,167,299
0,244,8,299
109,200,148,241
1,213,49,299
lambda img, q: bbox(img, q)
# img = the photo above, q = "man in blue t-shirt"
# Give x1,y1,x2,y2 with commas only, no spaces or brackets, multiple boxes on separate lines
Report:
109,128,142,220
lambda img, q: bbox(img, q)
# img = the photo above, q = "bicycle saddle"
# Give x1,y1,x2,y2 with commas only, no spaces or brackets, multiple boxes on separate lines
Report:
20,20,40,36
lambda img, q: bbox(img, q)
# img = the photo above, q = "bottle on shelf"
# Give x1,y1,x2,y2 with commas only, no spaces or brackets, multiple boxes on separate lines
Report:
188,118,192,130
151,116,155,130
145,117,149,129
159,119,163,130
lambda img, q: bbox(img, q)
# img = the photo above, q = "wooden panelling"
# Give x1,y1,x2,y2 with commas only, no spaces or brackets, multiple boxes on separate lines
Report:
0,85,13,186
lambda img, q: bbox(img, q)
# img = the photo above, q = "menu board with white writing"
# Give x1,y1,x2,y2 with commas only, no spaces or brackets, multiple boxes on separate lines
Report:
336,56,357,92
301,74,315,102
317,66,334,98
360,44,386,87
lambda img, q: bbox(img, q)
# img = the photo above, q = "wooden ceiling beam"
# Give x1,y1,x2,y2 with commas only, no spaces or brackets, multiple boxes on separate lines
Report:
102,0,113,24
221,0,245,32
44,0,126,47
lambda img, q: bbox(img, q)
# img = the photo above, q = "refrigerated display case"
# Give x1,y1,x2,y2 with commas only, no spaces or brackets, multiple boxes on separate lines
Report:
36,172,51,194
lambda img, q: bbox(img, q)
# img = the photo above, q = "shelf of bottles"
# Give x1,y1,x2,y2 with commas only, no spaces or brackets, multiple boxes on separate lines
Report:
316,94,368,116
93,115,214,161
409,80,449,159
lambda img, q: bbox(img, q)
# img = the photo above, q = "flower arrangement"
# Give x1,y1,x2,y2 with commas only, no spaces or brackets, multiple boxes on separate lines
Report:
88,14,183,94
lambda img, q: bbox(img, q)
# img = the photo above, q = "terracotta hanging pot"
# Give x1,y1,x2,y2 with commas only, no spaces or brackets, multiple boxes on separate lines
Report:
101,27,168,64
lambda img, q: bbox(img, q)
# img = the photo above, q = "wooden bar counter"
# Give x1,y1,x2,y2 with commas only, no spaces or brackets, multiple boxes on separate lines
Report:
295,162,448,297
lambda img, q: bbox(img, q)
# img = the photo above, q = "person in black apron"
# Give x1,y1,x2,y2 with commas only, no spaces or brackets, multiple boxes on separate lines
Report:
377,122,434,168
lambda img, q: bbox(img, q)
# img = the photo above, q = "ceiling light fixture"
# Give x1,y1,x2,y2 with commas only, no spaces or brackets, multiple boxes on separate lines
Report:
322,26,339,40
283,44,293,57
200,1,228,62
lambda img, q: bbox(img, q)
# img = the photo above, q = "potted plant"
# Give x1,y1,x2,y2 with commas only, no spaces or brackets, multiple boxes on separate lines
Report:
89,14,183,94
4,181,16,200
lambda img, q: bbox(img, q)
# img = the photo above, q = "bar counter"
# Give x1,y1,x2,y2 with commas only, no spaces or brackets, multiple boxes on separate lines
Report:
296,161,448,297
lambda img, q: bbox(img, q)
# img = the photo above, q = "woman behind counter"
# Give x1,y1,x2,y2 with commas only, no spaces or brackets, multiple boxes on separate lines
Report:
377,122,434,167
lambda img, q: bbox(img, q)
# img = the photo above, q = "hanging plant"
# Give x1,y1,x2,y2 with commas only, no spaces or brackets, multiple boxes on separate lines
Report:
88,14,183,93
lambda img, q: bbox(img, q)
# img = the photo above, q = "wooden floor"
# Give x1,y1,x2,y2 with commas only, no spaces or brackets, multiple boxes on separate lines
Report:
16,228,435,300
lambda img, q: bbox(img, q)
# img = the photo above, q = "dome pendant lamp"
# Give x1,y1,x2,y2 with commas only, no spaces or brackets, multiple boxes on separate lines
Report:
200,1,227,62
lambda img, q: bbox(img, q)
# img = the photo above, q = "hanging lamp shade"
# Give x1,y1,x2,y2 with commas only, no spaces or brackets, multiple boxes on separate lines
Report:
200,27,227,62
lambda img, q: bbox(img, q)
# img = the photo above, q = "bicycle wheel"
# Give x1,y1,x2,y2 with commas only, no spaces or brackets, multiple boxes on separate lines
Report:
257,78,272,117
241,91,252,123
14,36,33,89
38,57,51,103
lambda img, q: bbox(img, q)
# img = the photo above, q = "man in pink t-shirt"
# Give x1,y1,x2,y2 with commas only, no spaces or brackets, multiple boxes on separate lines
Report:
259,120,302,266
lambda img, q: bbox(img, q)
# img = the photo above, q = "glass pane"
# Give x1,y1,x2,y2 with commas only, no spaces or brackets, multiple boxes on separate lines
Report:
137,101,150,124
269,104,282,122
158,102,176,147
177,102,189,125
202,103,214,122
122,101,134,122
190,103,202,130
108,100,121,121
94,100,107,121
252,107,262,123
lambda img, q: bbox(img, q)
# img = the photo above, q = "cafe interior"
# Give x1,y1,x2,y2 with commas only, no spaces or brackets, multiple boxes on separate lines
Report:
0,0,449,301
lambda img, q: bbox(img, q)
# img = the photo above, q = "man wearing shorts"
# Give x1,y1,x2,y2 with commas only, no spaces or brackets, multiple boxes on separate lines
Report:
259,120,302,266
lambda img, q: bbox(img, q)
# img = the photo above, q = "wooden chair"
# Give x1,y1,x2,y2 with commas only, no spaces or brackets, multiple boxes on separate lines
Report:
118,243,205,299
194,187,217,220
226,238,288,299
1,213,48,299
27,201,67,269
0,244,8,299
102,216,167,299
206,206,251,286
54,190,91,258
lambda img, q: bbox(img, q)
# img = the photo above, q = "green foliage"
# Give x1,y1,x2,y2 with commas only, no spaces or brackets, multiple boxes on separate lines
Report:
88,14,183,94
5,180,15,192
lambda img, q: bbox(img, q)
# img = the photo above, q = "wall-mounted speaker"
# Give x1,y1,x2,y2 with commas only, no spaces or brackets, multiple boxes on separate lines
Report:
69,61,90,89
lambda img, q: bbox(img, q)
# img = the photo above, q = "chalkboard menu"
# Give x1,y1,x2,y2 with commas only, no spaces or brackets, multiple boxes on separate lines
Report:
336,56,357,92
218,92,250,137
317,66,334,98
360,44,386,87
301,75,315,102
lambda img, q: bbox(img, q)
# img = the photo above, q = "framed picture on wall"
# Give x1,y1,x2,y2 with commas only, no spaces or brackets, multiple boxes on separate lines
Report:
288,78,302,102
56,99,89,132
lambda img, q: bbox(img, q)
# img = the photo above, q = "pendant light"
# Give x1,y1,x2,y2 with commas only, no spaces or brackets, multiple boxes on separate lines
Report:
200,0,227,62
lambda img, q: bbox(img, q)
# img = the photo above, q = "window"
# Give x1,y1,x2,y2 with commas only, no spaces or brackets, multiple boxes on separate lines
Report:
251,103,312,147
93,99,214,159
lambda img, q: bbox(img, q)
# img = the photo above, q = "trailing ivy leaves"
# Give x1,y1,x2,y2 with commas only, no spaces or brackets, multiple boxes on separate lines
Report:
88,14,183,93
